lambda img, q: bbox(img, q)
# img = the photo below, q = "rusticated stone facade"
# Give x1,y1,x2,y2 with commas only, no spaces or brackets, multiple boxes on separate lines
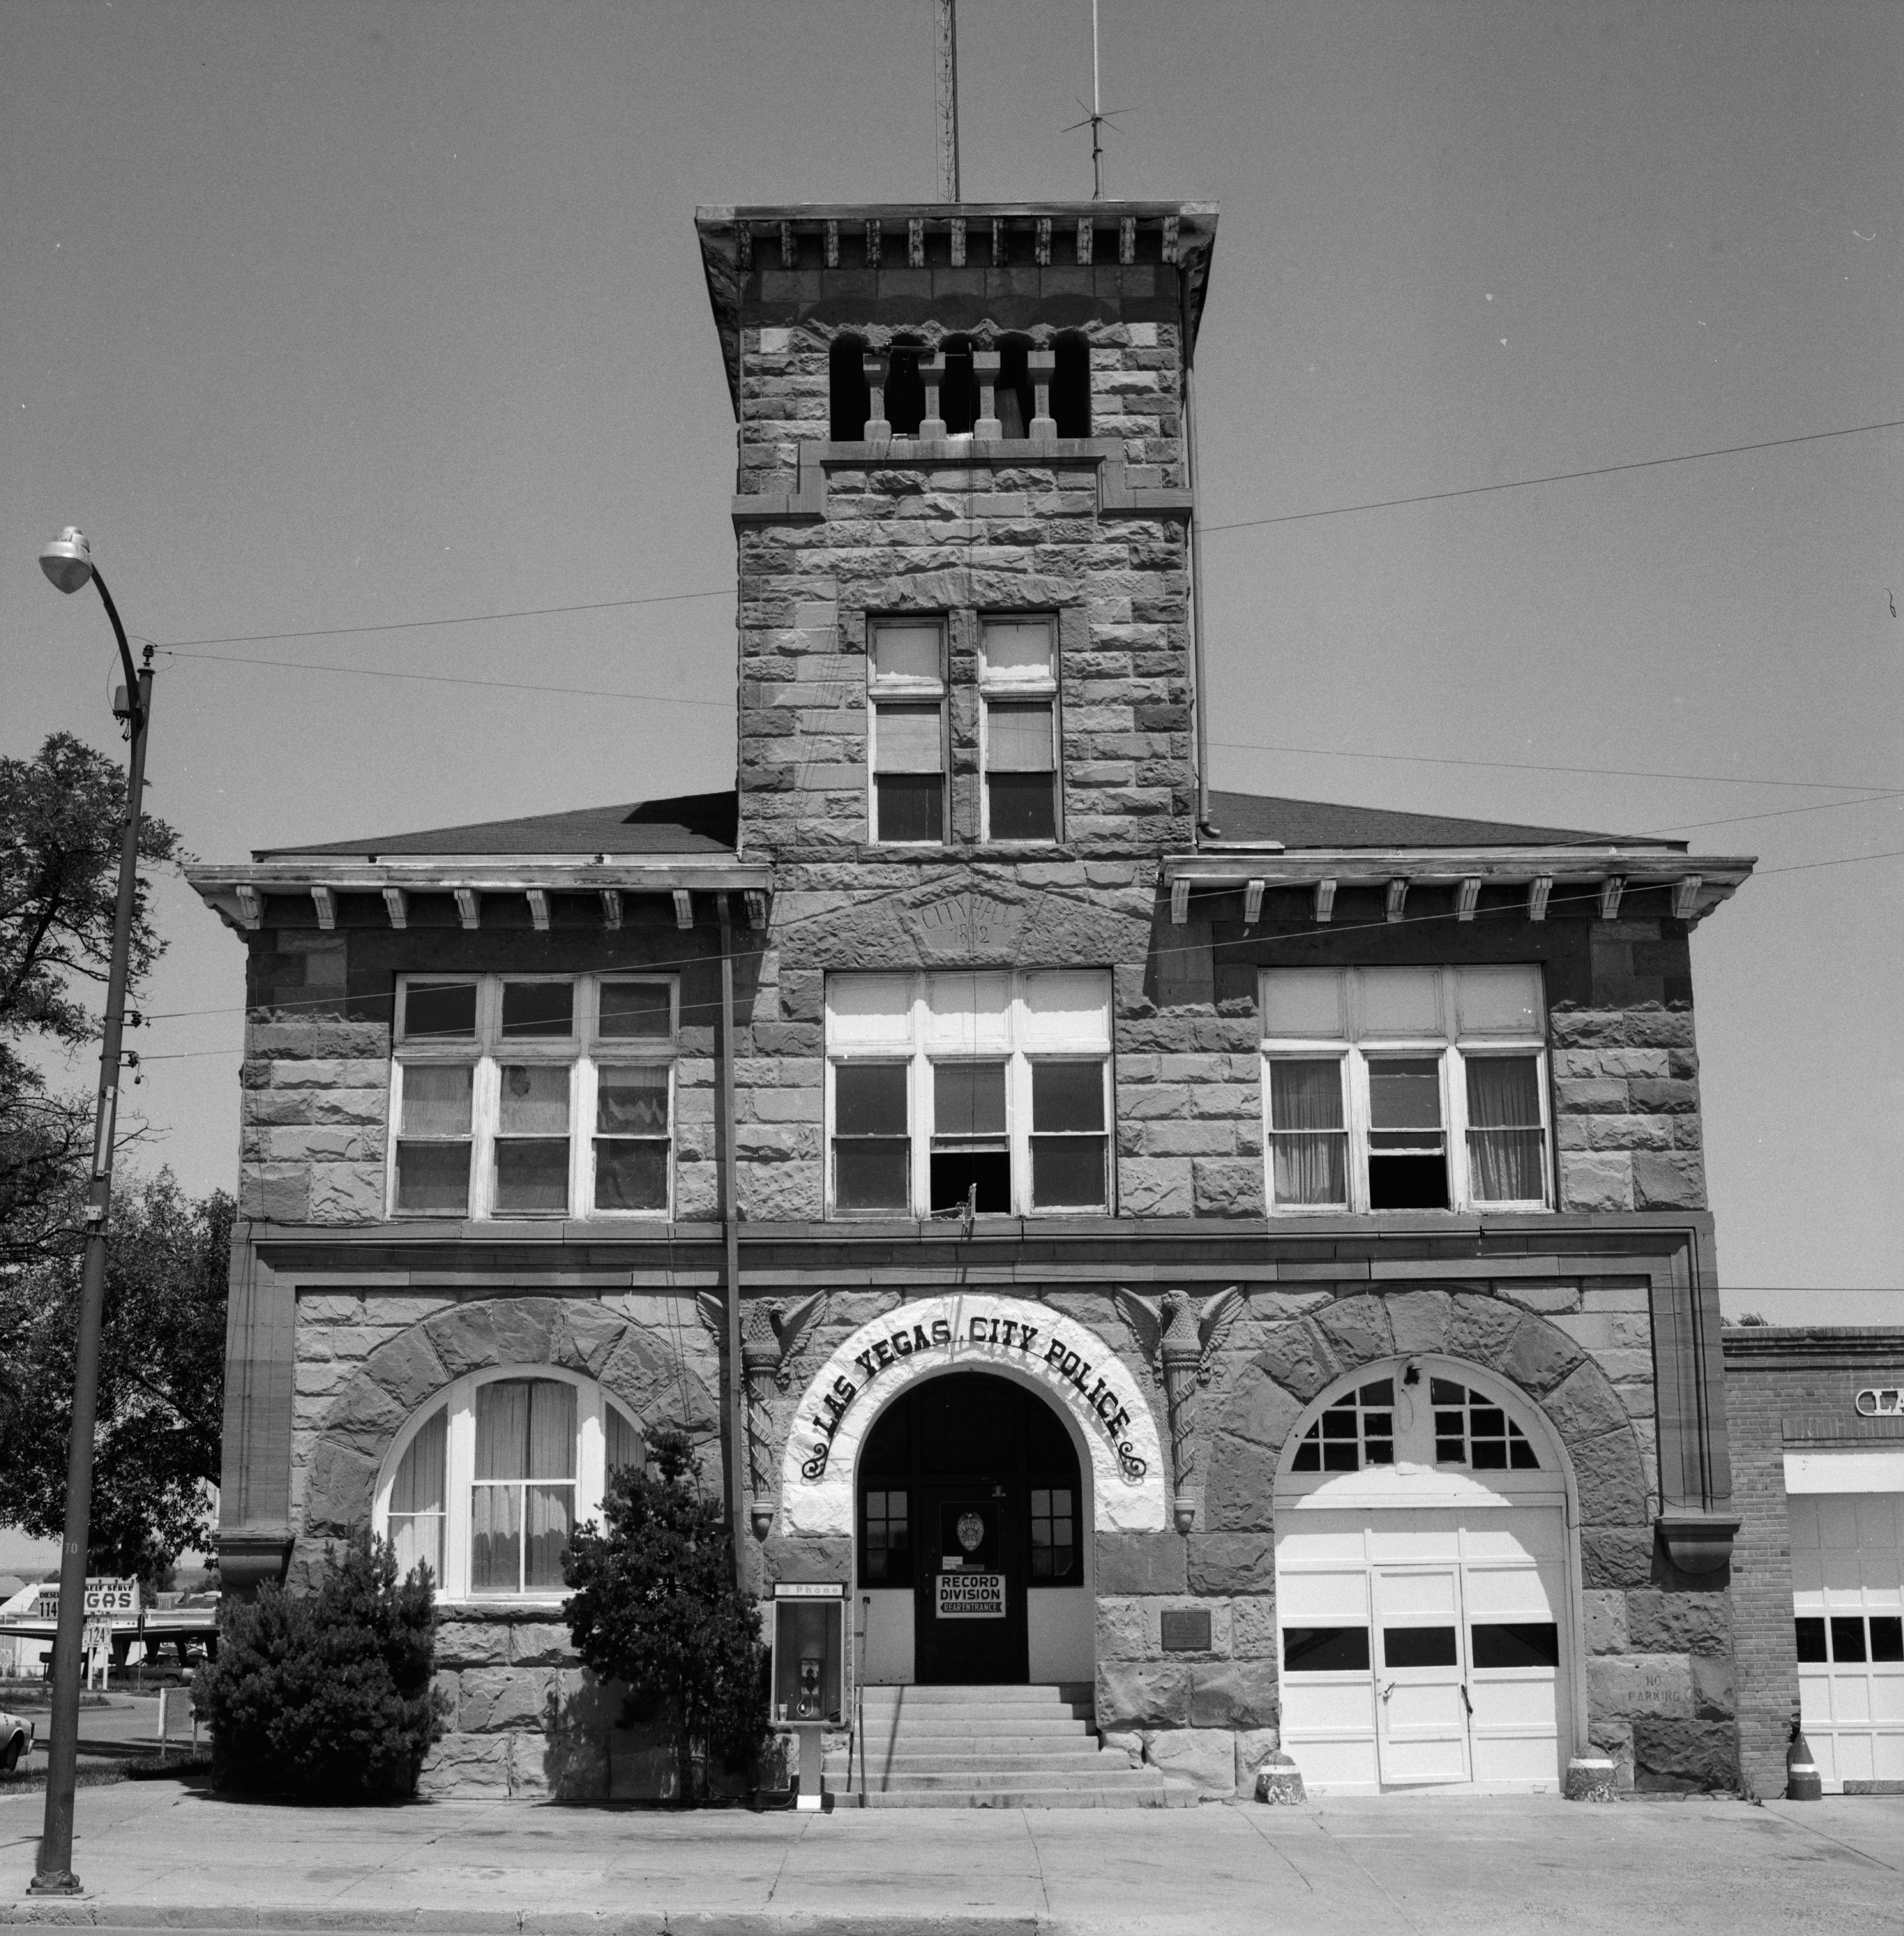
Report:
295,1290,723,1800
195,199,1758,1806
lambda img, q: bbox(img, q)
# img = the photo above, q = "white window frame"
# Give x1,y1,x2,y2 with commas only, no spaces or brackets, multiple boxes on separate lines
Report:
389,973,679,1220
372,1366,641,1605
1259,965,1552,1215
824,969,1112,1218
867,615,949,846
978,613,1061,844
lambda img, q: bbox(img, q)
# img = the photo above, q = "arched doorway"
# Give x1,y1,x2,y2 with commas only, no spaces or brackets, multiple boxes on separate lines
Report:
1273,1356,1576,1793
857,1371,1087,1686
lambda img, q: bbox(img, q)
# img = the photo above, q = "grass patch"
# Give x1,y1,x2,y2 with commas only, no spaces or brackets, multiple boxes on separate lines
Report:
0,1762,128,1799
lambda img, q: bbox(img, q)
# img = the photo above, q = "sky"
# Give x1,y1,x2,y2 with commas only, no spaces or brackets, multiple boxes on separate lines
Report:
3,0,1901,1334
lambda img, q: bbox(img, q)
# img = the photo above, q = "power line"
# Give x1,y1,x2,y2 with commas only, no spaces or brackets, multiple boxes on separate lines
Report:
156,646,730,712
138,841,1904,1035
141,416,1904,651
154,584,733,649
1209,740,1898,797
154,646,1897,799
1198,415,1904,536
1758,845,1904,877
1589,791,1904,842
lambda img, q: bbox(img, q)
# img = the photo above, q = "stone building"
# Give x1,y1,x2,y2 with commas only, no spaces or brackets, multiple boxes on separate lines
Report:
1723,1325,1904,1797
188,199,1759,1803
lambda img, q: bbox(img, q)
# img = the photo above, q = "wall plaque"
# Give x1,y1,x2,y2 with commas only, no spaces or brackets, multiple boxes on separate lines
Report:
1161,1609,1212,1652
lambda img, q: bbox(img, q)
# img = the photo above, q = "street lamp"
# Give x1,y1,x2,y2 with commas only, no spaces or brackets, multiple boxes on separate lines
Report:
29,528,156,1897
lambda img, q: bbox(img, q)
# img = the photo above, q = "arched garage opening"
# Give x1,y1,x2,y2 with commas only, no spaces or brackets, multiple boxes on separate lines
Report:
1274,1355,1579,1794
856,1370,1091,1687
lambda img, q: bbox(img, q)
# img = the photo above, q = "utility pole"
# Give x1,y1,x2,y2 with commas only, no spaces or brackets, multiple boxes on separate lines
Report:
937,0,960,201
31,530,155,1897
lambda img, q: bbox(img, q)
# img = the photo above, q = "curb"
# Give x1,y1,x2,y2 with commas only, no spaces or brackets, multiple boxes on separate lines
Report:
7,1914,1049,1935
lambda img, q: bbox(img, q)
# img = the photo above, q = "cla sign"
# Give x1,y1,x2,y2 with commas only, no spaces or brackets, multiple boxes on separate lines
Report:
1855,1388,1904,1418
31,1577,141,1622
777,1292,1170,1537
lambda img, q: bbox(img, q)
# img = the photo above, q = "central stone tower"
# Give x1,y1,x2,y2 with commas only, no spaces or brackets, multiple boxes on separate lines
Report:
695,202,1218,865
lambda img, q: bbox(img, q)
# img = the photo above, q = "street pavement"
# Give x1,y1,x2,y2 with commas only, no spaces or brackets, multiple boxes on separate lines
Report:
0,1777,1900,1935
7,1694,183,1766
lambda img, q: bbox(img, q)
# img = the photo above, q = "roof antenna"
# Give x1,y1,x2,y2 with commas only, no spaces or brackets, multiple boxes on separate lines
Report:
1062,1,1130,199
937,0,961,202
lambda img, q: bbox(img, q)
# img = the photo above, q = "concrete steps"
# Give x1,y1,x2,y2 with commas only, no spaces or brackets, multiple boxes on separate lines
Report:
825,1684,1168,1810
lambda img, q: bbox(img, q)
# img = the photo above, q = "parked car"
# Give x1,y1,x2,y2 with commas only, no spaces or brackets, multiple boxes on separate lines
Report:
0,1709,34,1774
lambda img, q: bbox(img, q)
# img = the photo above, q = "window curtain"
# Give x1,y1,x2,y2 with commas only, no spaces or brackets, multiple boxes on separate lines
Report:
388,1408,446,1581
987,702,1055,772
605,1405,643,1480
874,704,943,772
525,1382,576,1587
528,1381,577,1478
1270,1059,1347,1206
472,1380,576,1593
1465,1056,1545,1202
475,1380,530,1480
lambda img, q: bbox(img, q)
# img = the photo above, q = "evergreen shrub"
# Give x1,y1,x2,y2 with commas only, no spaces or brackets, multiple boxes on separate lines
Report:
563,1430,769,1802
194,1532,446,1801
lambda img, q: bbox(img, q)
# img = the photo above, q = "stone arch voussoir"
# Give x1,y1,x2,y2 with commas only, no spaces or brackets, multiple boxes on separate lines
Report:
306,1296,723,1542
1203,1289,1647,1535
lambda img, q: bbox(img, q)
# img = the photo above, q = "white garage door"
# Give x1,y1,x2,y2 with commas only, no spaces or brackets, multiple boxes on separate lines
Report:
1791,1493,1904,1791
1277,1503,1568,1793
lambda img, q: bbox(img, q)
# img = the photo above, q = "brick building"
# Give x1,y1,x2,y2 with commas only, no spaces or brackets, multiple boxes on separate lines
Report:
188,199,1761,1803
1723,1326,1904,1796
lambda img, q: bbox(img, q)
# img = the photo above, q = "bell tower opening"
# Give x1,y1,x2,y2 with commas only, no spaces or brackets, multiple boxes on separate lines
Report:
858,1371,1085,1686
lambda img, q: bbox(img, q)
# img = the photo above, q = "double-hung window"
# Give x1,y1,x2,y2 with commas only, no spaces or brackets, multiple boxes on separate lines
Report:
391,973,677,1219
980,615,1059,842
868,617,947,844
825,969,1111,1217
1261,965,1550,1214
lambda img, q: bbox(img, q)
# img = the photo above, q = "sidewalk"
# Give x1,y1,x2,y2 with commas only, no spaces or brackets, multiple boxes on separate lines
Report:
1,1777,1899,1935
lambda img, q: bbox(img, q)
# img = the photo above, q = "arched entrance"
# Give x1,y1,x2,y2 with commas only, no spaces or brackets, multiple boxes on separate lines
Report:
1273,1356,1576,1794
776,1292,1168,1537
857,1372,1087,1686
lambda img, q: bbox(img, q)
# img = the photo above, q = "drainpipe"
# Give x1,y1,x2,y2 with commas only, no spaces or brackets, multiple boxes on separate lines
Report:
716,893,747,1580
1182,275,1212,837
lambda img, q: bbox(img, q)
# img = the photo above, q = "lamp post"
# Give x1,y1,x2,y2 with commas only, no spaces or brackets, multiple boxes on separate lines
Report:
30,528,155,1896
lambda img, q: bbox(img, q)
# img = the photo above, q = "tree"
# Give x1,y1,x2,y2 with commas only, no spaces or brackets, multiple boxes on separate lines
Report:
0,731,183,1270
562,1432,769,1803
194,1532,447,1801
0,1169,229,1583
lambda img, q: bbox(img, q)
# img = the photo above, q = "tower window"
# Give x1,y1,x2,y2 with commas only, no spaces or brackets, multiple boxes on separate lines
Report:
867,617,947,844
995,338,1033,438
939,337,978,435
829,334,870,440
886,347,926,436
1051,333,1091,438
